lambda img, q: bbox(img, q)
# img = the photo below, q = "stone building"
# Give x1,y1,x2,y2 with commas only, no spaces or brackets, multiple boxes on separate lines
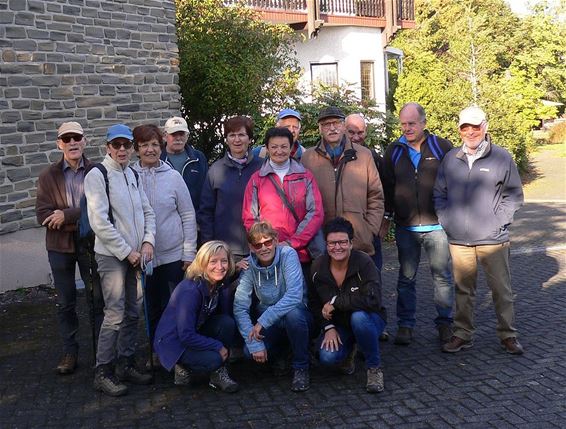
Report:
0,0,181,291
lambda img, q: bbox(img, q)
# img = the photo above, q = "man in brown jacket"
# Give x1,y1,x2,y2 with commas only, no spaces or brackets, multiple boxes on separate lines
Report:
36,122,104,375
302,107,384,258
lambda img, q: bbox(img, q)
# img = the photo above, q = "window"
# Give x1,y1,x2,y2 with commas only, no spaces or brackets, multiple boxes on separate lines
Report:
311,62,338,86
360,61,375,101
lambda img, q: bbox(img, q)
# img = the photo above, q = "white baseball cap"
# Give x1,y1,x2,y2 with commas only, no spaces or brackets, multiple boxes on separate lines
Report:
164,116,189,134
458,106,487,127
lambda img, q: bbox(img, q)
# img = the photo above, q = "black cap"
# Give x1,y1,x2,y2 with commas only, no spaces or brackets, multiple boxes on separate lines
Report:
317,106,346,122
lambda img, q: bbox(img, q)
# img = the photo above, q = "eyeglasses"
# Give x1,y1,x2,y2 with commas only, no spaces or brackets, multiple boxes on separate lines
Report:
320,120,344,130
326,239,350,248
227,133,248,141
109,140,134,150
251,238,274,250
60,134,83,144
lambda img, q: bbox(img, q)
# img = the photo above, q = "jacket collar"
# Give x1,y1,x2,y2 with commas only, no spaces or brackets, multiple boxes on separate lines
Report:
455,134,492,161
258,158,305,177
221,148,255,167
314,134,353,159
160,145,199,162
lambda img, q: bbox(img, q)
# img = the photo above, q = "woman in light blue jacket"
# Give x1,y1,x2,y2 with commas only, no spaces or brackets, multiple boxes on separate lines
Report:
233,221,313,392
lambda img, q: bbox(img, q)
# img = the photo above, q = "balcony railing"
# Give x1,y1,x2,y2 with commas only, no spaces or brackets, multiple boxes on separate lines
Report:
224,0,414,20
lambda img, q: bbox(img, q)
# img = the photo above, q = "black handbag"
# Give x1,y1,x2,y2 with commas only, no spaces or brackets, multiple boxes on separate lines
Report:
267,175,326,259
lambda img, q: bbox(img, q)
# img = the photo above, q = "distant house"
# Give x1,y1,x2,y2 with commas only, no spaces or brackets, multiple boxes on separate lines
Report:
225,0,415,109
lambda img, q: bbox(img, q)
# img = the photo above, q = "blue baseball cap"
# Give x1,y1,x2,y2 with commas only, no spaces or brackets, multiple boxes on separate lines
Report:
107,124,133,142
276,108,301,122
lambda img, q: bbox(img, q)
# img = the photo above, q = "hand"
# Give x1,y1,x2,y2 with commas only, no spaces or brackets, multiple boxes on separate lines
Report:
251,350,268,364
218,346,229,362
42,210,65,230
248,323,264,342
141,242,154,264
181,260,192,272
322,302,335,320
127,251,142,267
235,259,249,271
378,218,391,239
321,328,342,352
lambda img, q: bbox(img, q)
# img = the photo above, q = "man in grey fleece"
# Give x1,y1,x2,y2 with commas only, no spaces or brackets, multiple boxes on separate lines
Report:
433,106,524,355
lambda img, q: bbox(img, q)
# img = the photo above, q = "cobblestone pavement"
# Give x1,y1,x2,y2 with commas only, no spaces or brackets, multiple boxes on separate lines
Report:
1,203,565,428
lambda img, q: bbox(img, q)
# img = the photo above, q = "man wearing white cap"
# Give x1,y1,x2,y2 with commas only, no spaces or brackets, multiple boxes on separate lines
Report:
36,122,104,375
160,116,208,211
434,106,524,355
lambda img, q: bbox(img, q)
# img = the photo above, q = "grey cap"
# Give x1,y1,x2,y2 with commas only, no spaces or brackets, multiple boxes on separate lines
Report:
318,106,346,122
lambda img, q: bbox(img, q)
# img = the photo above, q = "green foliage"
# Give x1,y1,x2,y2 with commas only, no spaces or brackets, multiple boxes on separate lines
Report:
549,122,566,144
176,0,301,160
389,0,566,170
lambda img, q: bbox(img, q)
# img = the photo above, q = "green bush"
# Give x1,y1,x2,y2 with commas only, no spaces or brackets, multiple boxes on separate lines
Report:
549,121,566,144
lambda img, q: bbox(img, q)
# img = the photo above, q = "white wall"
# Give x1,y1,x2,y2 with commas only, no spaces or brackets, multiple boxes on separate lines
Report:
294,26,386,110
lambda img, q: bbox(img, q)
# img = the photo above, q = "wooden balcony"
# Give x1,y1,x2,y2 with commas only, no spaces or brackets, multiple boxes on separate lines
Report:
224,0,415,29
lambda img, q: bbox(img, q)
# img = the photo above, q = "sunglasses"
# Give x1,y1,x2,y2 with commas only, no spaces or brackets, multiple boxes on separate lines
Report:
60,134,83,144
109,140,133,150
251,238,274,250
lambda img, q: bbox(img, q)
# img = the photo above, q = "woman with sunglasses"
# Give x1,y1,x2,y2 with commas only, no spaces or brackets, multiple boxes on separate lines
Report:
154,241,239,393
242,127,324,281
309,217,387,393
84,124,156,396
131,124,197,361
233,221,313,392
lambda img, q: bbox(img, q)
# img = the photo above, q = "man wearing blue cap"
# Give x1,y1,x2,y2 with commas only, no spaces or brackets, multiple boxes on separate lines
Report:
254,108,306,161
84,124,156,396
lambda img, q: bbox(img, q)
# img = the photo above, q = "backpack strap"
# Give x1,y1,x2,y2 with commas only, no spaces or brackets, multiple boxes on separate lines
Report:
267,175,300,223
427,134,445,161
86,163,113,224
391,145,404,167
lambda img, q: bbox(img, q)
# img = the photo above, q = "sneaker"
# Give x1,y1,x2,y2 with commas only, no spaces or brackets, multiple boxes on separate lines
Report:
209,366,239,393
174,364,193,386
93,365,128,397
442,336,473,353
56,353,77,375
393,327,413,345
366,367,384,393
116,357,153,385
501,337,524,355
438,324,453,344
339,345,357,375
290,368,310,392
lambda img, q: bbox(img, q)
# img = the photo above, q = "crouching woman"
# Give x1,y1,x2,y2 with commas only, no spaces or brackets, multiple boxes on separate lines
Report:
310,217,387,393
153,241,239,393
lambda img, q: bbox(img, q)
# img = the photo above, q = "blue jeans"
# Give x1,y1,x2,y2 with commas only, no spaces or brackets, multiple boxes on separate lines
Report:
179,314,237,373
48,248,104,355
244,306,313,370
395,227,453,328
318,311,386,368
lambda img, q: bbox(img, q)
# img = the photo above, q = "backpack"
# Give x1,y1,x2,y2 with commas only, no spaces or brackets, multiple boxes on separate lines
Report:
77,163,139,249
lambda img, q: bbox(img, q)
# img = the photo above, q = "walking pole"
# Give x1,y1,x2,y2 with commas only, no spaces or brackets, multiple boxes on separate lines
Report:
141,257,154,377
86,246,97,365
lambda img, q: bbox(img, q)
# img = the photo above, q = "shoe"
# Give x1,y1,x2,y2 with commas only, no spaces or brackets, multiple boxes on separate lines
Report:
366,367,384,393
174,364,193,386
442,336,473,353
93,364,128,397
438,324,453,344
56,353,77,375
116,357,153,385
209,366,239,393
379,331,389,342
501,337,524,355
290,368,310,392
339,345,357,375
228,347,244,364
393,327,413,345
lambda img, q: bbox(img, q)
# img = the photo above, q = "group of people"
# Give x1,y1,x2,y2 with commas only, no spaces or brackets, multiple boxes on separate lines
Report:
36,101,524,398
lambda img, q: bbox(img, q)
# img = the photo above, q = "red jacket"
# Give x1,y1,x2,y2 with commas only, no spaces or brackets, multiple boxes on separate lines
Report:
242,159,324,262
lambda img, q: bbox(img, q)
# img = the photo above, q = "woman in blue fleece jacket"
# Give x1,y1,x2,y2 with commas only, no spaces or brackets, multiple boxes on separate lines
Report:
233,221,313,392
153,241,239,393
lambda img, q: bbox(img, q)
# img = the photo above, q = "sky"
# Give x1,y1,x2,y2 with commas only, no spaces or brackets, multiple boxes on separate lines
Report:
505,0,533,16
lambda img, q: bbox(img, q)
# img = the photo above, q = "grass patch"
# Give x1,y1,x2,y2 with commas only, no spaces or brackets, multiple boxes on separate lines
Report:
532,142,566,157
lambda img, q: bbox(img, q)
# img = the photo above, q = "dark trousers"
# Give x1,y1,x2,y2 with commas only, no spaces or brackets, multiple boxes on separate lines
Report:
48,247,104,355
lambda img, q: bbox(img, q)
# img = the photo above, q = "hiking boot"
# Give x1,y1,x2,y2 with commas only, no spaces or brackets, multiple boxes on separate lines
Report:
116,357,153,385
438,324,453,344
174,364,193,386
394,327,413,345
93,364,128,397
442,336,473,353
366,367,384,393
339,345,357,375
209,366,239,393
501,337,524,355
56,353,77,375
290,368,310,392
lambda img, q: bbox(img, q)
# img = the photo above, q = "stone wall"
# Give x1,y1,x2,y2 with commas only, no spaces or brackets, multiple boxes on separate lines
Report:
0,0,181,235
